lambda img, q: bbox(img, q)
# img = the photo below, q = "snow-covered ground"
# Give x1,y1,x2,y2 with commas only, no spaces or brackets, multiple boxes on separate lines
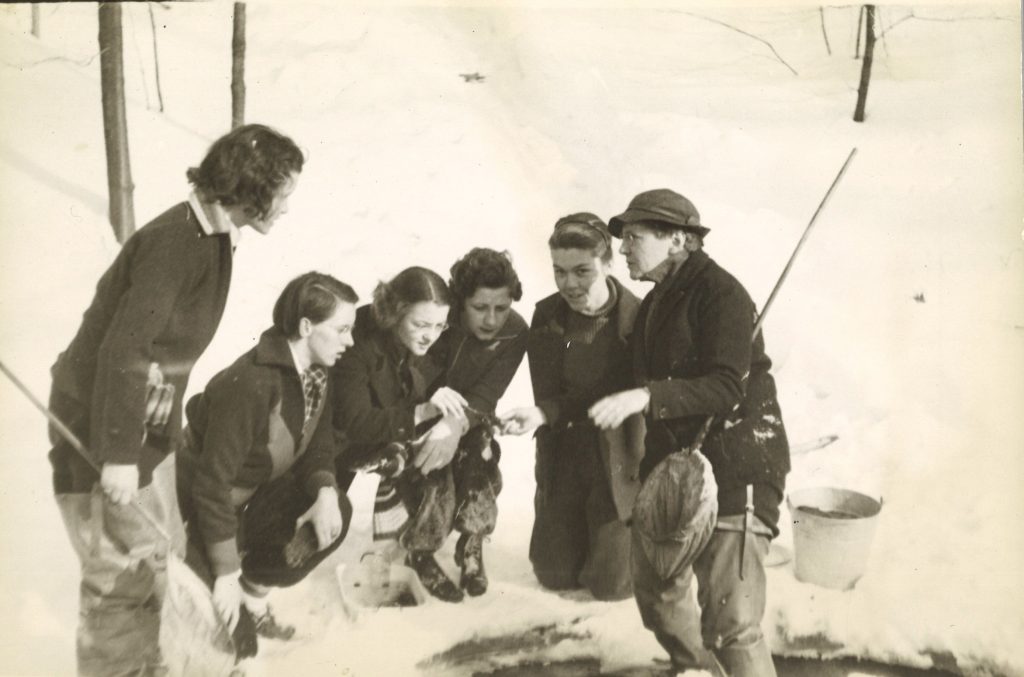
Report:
1,2,1021,676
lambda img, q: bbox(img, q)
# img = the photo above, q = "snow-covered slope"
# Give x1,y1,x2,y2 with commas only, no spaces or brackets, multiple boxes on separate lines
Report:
1,3,1021,676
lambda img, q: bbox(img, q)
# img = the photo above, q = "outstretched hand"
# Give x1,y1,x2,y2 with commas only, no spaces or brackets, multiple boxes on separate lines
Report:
497,406,547,436
412,415,463,474
588,388,650,430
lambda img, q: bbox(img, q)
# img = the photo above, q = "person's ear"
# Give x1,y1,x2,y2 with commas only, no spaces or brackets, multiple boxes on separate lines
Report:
669,230,687,253
298,317,314,338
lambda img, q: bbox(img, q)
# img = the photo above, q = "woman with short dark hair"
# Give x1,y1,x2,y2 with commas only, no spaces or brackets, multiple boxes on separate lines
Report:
47,123,303,674
413,247,528,597
500,213,645,601
177,271,357,655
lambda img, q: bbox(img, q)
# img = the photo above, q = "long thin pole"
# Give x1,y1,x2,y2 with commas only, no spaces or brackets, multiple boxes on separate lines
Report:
690,148,857,452
0,359,170,542
753,147,857,340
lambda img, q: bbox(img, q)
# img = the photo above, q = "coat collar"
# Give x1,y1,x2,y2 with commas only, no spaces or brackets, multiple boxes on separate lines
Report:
446,306,528,345
642,249,714,344
534,276,640,342
254,327,299,371
188,190,241,247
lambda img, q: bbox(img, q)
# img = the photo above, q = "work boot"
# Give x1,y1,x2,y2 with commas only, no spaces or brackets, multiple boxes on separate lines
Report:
407,552,464,602
251,606,295,641
455,533,488,597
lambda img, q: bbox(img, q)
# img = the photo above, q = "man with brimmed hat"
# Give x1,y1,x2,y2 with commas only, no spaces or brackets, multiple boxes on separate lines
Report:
589,189,790,676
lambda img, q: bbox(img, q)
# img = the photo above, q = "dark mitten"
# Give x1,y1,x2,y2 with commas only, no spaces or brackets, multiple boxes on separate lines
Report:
232,605,259,662
283,522,319,568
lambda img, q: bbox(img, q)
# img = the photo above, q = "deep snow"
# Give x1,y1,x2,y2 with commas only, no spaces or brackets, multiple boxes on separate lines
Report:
1,2,1022,676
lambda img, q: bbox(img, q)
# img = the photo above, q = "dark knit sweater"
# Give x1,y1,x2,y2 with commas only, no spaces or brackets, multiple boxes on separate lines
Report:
429,308,528,414
50,202,232,491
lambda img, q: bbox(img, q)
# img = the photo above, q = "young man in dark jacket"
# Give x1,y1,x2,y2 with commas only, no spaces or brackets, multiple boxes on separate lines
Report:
589,189,789,676
48,124,303,676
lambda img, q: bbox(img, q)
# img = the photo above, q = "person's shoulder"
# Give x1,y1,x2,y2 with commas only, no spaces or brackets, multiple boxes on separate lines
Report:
532,291,563,318
698,254,754,304
501,308,529,337
203,343,272,399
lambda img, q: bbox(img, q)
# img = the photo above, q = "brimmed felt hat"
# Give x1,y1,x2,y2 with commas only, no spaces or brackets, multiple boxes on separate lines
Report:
608,189,710,238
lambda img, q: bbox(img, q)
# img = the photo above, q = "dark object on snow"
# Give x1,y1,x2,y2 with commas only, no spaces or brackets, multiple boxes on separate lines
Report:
632,450,718,580
252,606,296,641
459,72,485,82
232,605,258,661
913,292,926,303
282,522,319,568
407,552,464,602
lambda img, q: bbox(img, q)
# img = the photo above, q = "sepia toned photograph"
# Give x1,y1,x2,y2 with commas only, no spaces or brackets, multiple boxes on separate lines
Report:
0,1,1021,675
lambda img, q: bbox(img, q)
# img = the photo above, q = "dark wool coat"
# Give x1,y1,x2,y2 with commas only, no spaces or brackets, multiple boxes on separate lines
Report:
177,327,339,577
50,202,232,492
528,277,646,522
428,307,529,414
631,249,790,532
331,306,444,478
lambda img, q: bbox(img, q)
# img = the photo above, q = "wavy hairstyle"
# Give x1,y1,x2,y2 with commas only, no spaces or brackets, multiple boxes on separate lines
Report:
547,212,613,263
371,266,451,329
273,272,358,339
448,248,523,306
186,124,304,221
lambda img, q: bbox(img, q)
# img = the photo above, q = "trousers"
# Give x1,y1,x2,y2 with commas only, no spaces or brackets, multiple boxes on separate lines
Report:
631,513,777,676
55,455,182,677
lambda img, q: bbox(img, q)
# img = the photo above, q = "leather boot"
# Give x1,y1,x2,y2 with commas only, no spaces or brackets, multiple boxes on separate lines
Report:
407,552,464,603
455,533,488,597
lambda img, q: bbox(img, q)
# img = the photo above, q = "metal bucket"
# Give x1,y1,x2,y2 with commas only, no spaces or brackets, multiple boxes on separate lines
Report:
787,487,882,590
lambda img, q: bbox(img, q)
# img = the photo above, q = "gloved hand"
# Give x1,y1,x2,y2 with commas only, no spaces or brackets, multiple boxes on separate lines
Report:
101,463,139,505
213,572,243,633
412,415,464,475
588,387,650,430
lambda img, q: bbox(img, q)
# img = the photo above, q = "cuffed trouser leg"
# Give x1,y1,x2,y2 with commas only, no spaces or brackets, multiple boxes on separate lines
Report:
56,456,179,677
694,515,776,677
630,527,718,672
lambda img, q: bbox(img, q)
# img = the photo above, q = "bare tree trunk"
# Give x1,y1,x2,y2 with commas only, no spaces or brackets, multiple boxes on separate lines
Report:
853,4,876,122
98,2,135,243
231,2,246,129
854,5,865,58
31,5,40,38
819,7,832,56
148,4,165,113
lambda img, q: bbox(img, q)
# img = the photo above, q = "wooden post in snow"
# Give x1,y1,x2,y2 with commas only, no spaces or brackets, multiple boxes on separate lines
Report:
231,2,246,129
853,4,876,123
98,2,136,243
31,5,40,38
